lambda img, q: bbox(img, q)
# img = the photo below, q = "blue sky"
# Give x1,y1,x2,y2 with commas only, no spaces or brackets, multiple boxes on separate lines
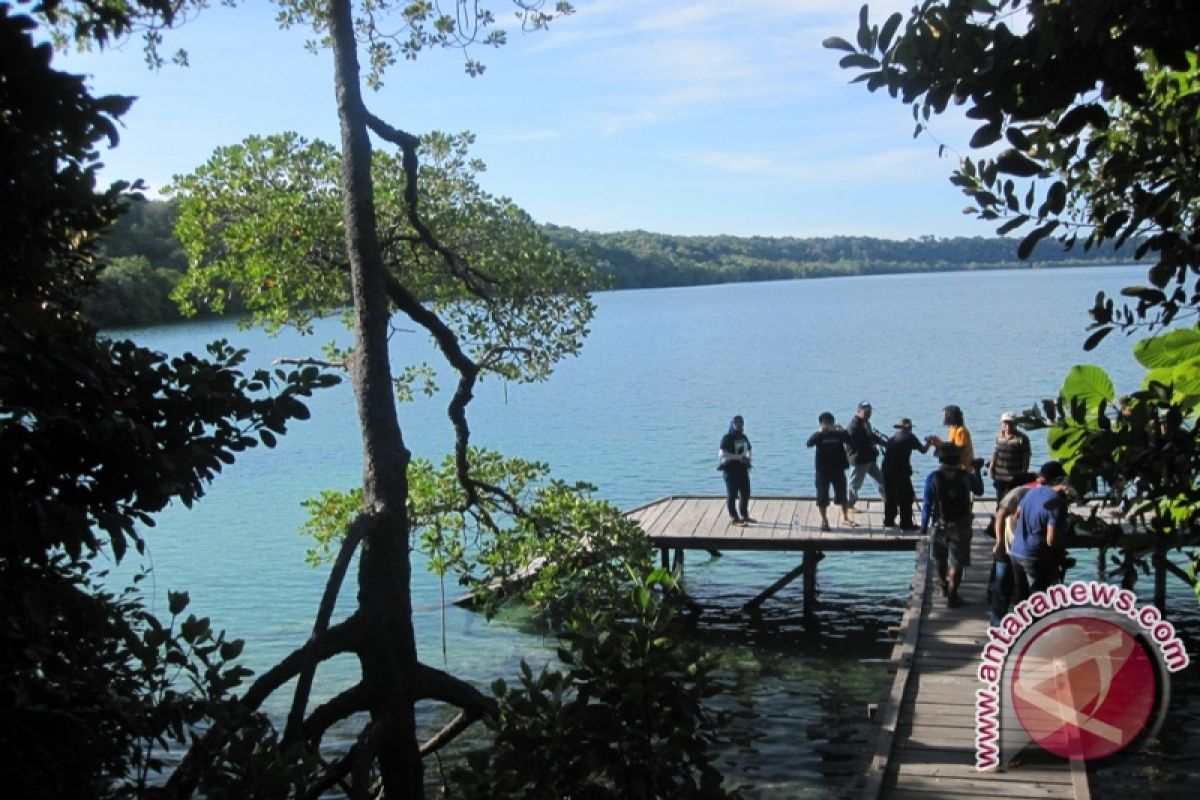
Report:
56,1,992,239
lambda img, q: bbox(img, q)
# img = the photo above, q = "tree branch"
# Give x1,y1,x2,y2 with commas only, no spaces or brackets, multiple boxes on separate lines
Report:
303,681,371,748
285,515,370,744
417,660,497,714
364,111,497,299
305,722,379,800
274,356,347,370
413,661,498,755
165,615,362,797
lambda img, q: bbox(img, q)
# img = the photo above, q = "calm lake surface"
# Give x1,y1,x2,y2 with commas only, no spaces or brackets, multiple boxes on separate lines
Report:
108,265,1199,797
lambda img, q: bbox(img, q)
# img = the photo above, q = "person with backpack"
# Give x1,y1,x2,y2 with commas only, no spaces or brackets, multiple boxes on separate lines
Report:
920,444,975,608
718,415,755,526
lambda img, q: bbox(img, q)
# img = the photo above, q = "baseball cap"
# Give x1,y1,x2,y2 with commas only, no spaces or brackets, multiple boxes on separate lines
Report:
1038,460,1067,484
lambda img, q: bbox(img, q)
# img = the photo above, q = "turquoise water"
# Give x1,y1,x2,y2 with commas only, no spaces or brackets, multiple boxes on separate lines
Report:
105,265,1199,796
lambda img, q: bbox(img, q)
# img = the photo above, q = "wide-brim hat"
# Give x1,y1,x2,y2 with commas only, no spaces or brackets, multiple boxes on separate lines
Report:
894,417,913,429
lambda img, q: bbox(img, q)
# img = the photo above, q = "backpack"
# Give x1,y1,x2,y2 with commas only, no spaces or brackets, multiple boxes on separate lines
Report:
933,469,972,523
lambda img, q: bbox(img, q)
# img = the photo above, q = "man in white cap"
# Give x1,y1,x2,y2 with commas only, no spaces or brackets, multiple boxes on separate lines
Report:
987,411,1031,502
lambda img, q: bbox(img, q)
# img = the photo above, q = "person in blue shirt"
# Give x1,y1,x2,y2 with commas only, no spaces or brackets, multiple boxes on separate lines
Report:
1008,461,1072,602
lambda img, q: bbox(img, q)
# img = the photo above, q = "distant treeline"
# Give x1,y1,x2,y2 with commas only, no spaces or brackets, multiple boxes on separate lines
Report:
88,200,1135,328
543,225,1135,290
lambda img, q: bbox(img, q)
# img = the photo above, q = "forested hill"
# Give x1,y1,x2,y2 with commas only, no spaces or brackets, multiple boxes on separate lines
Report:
543,225,1135,290
90,200,1134,328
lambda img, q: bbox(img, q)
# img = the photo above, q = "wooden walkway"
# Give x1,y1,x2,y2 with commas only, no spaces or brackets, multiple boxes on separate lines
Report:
863,532,1090,800
626,495,1091,800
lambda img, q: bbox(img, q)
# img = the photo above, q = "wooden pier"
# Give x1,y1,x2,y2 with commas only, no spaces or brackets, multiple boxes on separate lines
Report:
628,494,1092,800
627,494,921,614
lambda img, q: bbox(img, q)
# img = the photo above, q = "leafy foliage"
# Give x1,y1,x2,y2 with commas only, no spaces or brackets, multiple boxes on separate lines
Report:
828,0,1200,345
170,130,595,383
303,448,654,620
0,556,314,799
2,3,338,795
453,570,739,800
273,0,574,85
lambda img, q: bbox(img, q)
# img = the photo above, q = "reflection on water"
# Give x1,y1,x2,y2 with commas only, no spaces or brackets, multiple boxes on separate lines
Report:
693,586,902,798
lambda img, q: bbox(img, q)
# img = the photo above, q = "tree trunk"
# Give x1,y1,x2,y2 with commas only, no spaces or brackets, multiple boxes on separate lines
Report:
328,0,423,795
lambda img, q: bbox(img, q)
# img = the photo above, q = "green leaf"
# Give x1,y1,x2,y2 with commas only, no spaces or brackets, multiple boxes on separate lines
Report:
1017,221,1058,259
969,121,1002,148
822,36,857,53
995,149,1043,177
1060,364,1115,410
878,13,902,52
1133,329,1200,369
168,590,190,616
1082,326,1112,352
839,53,880,70
856,4,872,51
996,214,1029,235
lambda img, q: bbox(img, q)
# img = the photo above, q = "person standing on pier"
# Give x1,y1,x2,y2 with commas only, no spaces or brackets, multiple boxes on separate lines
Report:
846,401,888,509
718,415,755,526
988,471,1037,627
1008,461,1072,602
987,411,1031,503
882,417,930,531
921,444,974,608
806,412,856,531
927,404,983,496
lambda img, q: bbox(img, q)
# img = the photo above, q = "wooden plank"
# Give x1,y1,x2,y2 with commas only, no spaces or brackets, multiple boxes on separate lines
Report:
669,497,711,540
861,539,929,800
693,497,730,540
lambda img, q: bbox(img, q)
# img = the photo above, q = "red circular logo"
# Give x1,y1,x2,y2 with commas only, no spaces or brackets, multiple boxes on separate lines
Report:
1010,616,1156,760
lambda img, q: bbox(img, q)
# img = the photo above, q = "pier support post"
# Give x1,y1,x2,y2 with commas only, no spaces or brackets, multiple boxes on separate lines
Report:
802,548,823,619
743,547,824,616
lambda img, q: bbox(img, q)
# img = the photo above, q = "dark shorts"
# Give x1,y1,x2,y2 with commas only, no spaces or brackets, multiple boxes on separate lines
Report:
932,519,972,568
815,469,847,507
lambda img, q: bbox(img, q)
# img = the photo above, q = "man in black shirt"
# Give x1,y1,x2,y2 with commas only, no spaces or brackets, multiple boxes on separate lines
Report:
806,412,856,531
846,401,888,508
718,415,754,526
882,417,930,530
